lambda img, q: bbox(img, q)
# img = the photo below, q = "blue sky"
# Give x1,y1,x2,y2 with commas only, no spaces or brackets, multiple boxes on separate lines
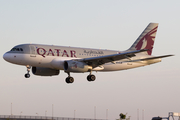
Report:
0,0,180,120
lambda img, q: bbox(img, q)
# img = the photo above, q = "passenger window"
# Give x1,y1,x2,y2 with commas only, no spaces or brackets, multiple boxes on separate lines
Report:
20,48,23,51
16,48,20,51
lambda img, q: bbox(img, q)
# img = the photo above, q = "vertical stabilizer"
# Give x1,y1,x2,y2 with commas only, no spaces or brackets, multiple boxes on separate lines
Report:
128,23,158,55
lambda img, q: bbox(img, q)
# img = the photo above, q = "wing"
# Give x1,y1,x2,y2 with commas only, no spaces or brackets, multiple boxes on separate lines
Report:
123,54,174,62
77,49,148,68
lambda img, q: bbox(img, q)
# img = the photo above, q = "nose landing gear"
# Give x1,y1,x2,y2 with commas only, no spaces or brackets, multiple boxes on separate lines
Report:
25,65,31,78
25,73,30,78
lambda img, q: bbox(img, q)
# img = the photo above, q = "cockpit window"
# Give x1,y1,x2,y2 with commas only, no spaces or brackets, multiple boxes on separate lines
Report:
11,48,15,51
11,48,23,52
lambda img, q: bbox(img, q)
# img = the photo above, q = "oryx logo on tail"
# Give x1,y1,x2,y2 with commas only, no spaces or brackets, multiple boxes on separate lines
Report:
135,26,158,55
128,23,159,55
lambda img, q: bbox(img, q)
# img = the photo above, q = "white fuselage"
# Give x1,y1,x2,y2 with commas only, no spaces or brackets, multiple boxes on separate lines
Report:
3,44,161,72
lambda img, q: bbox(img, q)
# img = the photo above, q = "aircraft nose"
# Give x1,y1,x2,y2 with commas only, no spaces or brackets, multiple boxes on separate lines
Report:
3,52,10,62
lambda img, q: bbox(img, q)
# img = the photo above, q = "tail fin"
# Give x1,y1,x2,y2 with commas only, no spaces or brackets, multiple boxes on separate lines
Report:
128,23,159,55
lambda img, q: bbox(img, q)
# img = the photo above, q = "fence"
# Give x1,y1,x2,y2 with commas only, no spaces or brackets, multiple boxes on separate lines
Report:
0,115,105,120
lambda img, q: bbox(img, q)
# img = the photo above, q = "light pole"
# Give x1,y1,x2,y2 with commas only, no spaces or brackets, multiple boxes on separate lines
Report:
45,110,47,117
137,109,139,120
74,110,76,119
106,109,108,120
94,106,96,120
11,103,12,116
142,109,145,120
52,104,54,120
36,113,38,119
20,111,23,117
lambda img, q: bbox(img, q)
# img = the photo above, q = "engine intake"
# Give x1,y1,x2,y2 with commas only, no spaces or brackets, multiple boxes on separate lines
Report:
32,67,59,76
64,60,92,73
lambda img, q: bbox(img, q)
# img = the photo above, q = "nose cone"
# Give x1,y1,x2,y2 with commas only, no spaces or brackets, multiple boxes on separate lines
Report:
3,52,22,65
3,52,10,62
3,52,11,62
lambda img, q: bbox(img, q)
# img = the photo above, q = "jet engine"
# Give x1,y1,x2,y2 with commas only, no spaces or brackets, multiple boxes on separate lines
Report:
32,67,59,76
64,60,92,73
50,58,65,70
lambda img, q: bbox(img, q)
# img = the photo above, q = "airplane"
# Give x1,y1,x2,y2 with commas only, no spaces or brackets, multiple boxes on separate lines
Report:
3,23,173,84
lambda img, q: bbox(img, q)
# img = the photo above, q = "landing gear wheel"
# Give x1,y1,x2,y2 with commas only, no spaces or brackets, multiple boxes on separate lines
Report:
65,77,74,83
25,73,30,78
87,75,96,81
25,65,31,78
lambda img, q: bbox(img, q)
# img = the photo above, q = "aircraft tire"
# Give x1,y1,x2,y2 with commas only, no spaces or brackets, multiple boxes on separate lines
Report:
87,75,96,81
66,77,74,83
25,73,30,78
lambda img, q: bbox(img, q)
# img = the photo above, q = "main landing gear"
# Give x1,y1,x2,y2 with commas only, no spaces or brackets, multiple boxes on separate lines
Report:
65,72,74,83
87,74,96,81
87,71,96,82
65,71,96,84
25,65,31,78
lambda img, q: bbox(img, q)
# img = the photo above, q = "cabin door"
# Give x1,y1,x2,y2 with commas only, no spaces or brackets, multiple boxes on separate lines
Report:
29,45,36,57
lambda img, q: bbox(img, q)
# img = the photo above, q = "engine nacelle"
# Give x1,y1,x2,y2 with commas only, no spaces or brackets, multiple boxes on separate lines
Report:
64,60,92,73
50,58,65,70
32,67,59,76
